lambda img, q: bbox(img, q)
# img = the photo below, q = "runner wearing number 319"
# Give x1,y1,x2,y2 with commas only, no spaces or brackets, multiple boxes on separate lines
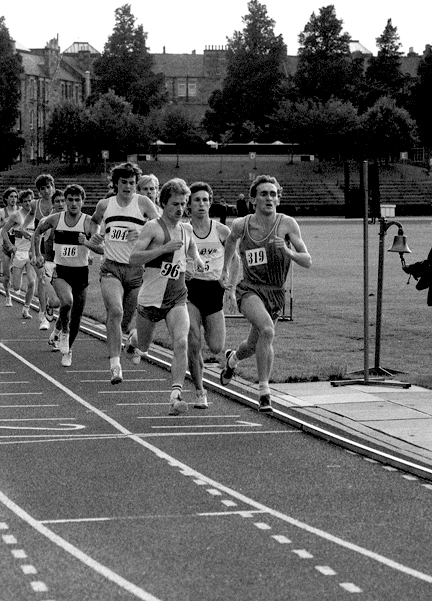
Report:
219,175,311,413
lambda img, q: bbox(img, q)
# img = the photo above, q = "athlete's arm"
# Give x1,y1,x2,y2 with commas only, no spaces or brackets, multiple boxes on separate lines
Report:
32,214,59,267
20,199,37,231
1,213,19,251
276,216,312,269
138,196,160,221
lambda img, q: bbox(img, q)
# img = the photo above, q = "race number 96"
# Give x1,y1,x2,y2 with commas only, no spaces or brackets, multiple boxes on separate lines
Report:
160,261,181,279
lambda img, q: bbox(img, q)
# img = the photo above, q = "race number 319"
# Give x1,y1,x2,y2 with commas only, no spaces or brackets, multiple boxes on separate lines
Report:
245,247,267,266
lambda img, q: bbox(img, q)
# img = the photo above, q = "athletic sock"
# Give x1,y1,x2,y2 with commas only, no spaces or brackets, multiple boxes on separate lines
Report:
110,356,121,369
170,385,182,401
228,351,239,369
259,382,270,397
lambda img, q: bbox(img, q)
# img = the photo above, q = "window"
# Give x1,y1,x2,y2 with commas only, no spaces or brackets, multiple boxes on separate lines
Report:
30,110,34,130
178,83,186,97
188,83,197,97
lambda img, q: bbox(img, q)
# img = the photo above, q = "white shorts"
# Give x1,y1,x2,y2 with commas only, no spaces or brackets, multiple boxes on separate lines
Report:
44,261,55,280
13,250,30,269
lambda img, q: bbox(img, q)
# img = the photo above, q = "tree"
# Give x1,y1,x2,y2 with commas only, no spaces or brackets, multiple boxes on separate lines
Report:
45,102,90,163
156,106,203,149
364,19,408,108
88,90,150,160
294,5,360,104
0,16,24,168
202,0,287,141
409,45,432,149
92,4,167,116
359,97,418,163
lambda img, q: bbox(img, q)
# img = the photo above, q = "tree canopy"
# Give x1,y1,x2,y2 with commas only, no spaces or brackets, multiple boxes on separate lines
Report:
0,16,24,168
92,4,167,116
293,5,360,103
202,0,287,141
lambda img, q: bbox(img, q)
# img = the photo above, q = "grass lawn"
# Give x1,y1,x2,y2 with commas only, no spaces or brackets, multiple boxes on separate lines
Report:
84,216,432,389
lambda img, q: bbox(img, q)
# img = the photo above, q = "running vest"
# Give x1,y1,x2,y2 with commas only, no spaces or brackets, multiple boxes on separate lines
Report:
14,210,35,254
103,194,146,264
191,219,224,281
239,214,291,289
54,212,89,267
138,219,190,308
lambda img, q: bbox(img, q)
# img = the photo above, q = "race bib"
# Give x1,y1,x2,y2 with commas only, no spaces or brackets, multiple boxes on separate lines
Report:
61,245,78,258
245,247,267,267
160,261,181,280
109,226,128,242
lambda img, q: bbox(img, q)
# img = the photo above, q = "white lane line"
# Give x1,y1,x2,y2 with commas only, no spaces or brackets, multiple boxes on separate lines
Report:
272,535,291,544
137,415,240,419
99,390,190,395
0,392,42,396
0,418,76,422
82,379,165,383
402,475,418,481
0,522,8,529
30,581,49,592
68,370,147,373
254,522,272,530
0,381,29,385
340,582,362,593
151,424,262,429
221,500,237,507
2,534,18,544
292,549,314,559
11,549,28,558
315,566,336,576
422,484,432,490
206,489,222,496
0,404,59,408
198,510,264,517
21,564,37,574
2,341,432,587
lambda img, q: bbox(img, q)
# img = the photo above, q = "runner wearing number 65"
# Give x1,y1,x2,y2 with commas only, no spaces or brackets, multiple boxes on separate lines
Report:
219,175,312,413
32,184,95,368
128,178,205,416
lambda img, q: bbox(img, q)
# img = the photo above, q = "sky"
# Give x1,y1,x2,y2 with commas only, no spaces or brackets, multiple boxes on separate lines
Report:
3,0,431,57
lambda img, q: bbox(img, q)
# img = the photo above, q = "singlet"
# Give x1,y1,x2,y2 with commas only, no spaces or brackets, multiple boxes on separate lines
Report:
239,214,291,289
138,219,190,309
103,194,146,264
34,199,52,228
14,211,35,254
191,219,224,282
1,207,18,245
54,212,89,268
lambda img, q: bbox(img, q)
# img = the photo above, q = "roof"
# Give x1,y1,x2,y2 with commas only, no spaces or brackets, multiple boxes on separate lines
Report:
152,53,205,77
350,40,373,56
63,42,101,55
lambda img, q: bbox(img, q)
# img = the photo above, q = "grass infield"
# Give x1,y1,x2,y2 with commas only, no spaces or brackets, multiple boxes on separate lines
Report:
84,216,432,389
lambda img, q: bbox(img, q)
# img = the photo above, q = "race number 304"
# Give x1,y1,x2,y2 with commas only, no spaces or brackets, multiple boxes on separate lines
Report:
245,247,267,266
109,226,128,242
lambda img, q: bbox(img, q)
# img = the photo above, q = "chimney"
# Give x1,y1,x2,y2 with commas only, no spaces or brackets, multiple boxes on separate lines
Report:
85,71,91,98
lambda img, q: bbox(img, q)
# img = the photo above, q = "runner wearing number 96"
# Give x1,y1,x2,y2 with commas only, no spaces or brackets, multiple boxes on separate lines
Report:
219,175,312,413
128,178,205,416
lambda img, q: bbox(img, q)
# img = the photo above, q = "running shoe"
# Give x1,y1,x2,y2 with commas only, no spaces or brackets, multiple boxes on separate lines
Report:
194,392,208,409
48,330,60,351
39,314,50,330
5,296,12,307
124,330,140,364
258,394,272,413
58,332,70,355
169,397,188,416
61,351,72,367
21,306,32,319
45,303,55,322
220,349,236,386
110,365,123,385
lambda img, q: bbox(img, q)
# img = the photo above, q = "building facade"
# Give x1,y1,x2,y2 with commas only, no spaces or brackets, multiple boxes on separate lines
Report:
13,38,429,163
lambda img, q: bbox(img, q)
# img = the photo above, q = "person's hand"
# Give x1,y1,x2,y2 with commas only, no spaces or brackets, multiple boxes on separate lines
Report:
78,233,87,245
224,289,237,314
164,239,183,253
34,254,44,269
89,233,104,246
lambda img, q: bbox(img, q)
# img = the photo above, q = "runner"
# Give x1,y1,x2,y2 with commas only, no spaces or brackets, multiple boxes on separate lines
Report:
32,184,92,367
219,174,312,413
2,189,36,318
185,182,239,409
128,178,205,415
137,174,161,211
23,174,56,330
0,187,19,306
90,162,160,384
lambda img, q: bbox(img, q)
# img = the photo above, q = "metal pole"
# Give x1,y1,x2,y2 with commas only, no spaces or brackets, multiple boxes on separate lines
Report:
374,219,385,371
361,161,369,382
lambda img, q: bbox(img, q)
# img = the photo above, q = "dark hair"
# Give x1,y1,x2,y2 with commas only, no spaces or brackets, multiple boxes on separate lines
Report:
249,174,282,198
159,178,190,207
64,184,86,200
189,181,213,203
19,189,34,202
110,162,143,192
52,189,65,202
35,173,55,190
2,187,18,203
